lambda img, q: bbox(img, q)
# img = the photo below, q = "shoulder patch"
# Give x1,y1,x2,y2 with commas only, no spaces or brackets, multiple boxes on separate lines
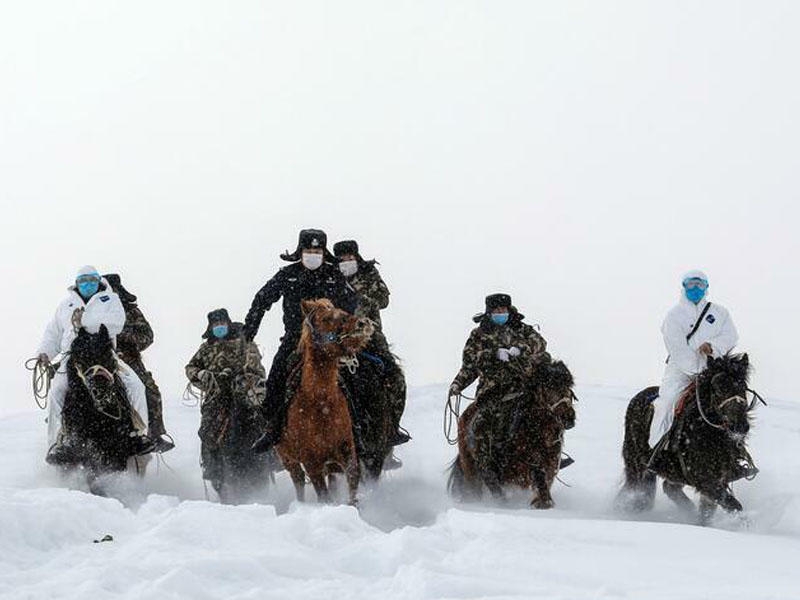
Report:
706,314,716,324
99,295,110,303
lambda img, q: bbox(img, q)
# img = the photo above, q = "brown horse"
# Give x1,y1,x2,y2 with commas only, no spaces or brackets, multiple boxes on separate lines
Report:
277,298,373,505
448,358,576,508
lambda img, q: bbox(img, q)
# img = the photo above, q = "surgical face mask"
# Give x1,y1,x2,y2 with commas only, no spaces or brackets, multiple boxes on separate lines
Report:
302,252,324,271
491,313,509,326
684,287,706,305
212,324,229,339
76,278,100,299
339,260,358,278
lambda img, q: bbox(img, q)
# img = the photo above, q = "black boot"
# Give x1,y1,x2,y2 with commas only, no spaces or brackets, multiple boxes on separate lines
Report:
152,433,175,453
559,455,575,470
391,427,411,446
383,453,403,470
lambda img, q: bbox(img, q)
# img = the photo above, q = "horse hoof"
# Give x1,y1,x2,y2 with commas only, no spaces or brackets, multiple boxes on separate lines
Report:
531,497,554,510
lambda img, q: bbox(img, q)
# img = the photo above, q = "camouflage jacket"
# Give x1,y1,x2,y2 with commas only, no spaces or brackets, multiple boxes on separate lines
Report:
116,303,154,361
186,326,266,408
347,261,390,328
451,317,548,404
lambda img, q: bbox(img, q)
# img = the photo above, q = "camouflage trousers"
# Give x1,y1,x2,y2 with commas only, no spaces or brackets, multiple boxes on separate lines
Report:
119,353,166,437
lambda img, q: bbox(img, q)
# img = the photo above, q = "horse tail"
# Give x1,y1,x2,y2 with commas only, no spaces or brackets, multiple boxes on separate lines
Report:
446,455,465,498
618,386,658,511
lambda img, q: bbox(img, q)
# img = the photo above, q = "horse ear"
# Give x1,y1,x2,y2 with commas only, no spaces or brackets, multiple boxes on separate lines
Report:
740,353,749,368
99,324,109,338
706,355,715,369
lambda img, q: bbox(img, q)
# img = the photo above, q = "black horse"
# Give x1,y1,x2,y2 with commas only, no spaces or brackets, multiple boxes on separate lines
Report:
619,353,759,524
199,373,271,504
58,326,140,490
345,349,403,480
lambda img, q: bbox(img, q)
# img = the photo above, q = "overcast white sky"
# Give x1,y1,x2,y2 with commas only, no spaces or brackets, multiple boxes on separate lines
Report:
1,1,798,416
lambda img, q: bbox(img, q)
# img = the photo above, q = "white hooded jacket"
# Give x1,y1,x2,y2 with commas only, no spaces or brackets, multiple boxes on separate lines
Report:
661,294,739,375
37,279,126,359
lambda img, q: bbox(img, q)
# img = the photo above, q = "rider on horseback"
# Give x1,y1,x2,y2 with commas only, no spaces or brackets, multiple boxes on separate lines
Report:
37,266,154,464
333,240,410,452
104,273,174,453
244,229,358,453
650,270,756,479
186,309,268,492
449,294,550,474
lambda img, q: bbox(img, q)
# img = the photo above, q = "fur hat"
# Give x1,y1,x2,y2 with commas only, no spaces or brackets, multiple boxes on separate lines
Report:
104,273,137,304
473,293,524,324
333,240,361,260
203,308,232,339
280,229,336,263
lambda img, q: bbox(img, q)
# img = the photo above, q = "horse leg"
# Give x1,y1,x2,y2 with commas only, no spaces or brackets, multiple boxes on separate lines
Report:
663,480,695,513
708,486,743,514
698,495,718,526
284,460,307,503
344,446,360,506
530,466,555,510
309,469,330,504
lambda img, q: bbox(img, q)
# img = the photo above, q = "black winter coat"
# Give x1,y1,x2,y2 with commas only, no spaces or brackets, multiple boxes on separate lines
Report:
243,262,358,341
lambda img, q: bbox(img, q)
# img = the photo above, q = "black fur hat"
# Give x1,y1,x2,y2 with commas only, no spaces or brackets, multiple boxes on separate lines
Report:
333,240,361,260
485,293,512,312
280,229,336,263
203,308,232,339
104,273,137,304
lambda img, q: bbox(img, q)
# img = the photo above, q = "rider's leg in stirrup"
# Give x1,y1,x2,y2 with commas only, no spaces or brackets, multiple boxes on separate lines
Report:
116,358,155,455
45,370,81,465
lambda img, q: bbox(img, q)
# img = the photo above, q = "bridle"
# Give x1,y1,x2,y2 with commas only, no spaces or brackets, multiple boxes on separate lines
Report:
693,377,765,432
75,362,123,421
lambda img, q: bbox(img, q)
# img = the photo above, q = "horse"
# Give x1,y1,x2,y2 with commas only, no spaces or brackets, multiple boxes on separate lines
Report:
199,365,270,504
58,325,141,492
276,298,374,505
448,358,577,508
344,343,404,480
619,353,758,524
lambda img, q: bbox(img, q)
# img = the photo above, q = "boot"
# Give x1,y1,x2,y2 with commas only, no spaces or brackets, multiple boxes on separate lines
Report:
559,455,575,470
152,433,175,453
391,427,411,446
383,453,403,470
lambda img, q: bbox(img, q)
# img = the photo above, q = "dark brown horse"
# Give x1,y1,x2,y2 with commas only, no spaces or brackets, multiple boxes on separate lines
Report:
448,358,576,508
277,299,373,505
619,354,759,524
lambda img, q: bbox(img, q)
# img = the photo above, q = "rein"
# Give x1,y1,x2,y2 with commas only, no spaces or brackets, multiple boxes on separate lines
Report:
75,362,123,421
692,376,764,432
25,355,64,409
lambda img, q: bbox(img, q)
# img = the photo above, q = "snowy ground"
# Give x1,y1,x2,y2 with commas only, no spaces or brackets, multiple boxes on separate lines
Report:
1,383,799,600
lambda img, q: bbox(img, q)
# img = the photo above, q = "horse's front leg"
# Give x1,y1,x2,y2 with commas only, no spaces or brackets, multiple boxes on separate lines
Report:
698,495,718,526
308,466,330,504
663,480,695,513
283,459,307,503
344,445,360,506
530,466,554,509
707,485,743,514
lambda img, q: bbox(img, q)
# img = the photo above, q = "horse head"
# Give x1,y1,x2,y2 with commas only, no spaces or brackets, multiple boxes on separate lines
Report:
70,325,121,419
299,299,374,359
698,353,752,439
531,357,577,429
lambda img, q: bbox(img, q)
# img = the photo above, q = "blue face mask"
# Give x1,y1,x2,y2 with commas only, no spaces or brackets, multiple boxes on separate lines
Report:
491,313,509,326
77,280,100,299
684,287,706,305
212,325,229,339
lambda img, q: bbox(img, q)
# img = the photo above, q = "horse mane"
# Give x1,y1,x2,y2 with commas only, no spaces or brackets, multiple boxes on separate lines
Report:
697,352,751,389
531,357,574,392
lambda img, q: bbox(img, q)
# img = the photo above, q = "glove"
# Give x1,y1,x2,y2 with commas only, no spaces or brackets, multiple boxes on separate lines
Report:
496,348,511,362
71,308,84,330
38,353,50,368
508,346,521,358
